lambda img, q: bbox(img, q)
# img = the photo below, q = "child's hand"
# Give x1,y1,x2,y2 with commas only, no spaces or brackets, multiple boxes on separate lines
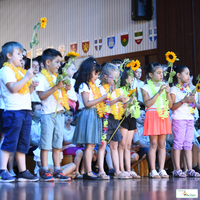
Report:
31,80,39,88
56,81,63,90
182,94,195,103
118,95,129,103
25,68,34,80
64,84,71,91
158,84,167,94
165,85,171,93
110,83,115,93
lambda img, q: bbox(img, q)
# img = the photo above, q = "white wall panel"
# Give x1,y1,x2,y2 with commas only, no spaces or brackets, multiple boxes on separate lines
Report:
0,0,157,58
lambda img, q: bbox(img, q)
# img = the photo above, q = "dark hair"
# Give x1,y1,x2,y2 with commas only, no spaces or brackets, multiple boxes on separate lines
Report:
42,48,62,68
0,41,23,68
35,55,43,71
65,106,75,116
64,55,70,62
172,65,189,85
120,66,132,87
144,62,162,83
111,59,123,65
25,57,38,70
74,57,101,93
31,101,42,111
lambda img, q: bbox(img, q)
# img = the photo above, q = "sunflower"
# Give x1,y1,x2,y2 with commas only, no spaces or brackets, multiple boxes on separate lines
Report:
128,89,136,97
40,17,47,29
165,51,177,63
131,59,140,71
66,51,79,57
196,83,200,92
126,60,135,68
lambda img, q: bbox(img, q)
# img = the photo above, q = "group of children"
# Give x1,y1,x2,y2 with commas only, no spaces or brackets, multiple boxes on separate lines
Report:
0,41,200,183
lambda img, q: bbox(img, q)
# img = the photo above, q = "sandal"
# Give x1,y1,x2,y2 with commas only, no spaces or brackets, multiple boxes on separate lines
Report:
173,170,186,178
187,169,200,178
128,171,141,179
159,169,169,178
113,171,129,179
149,170,161,178
97,172,110,180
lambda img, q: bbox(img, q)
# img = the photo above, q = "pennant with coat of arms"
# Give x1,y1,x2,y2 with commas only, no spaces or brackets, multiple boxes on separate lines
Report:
149,27,157,42
107,36,115,49
82,41,89,53
121,33,129,47
70,43,77,52
94,38,102,51
135,31,143,45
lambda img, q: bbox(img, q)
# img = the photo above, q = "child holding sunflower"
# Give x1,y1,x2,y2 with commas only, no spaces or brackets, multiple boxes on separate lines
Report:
141,62,172,178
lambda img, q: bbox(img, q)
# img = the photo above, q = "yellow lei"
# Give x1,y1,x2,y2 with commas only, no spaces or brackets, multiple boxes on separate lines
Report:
3,62,31,95
88,82,104,118
103,84,124,120
41,69,70,110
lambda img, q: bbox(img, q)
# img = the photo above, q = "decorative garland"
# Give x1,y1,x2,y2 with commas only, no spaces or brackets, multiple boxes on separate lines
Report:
40,69,69,110
176,84,195,116
88,82,104,118
3,62,31,95
102,84,124,120
147,80,169,119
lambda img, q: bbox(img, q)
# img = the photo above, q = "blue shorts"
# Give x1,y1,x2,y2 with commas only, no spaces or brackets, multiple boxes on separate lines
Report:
1,110,32,153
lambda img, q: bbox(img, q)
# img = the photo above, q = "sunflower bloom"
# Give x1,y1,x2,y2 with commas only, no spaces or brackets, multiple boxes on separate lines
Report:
131,59,140,71
165,51,177,63
128,89,136,97
40,17,47,29
196,83,200,92
126,60,135,68
66,51,79,57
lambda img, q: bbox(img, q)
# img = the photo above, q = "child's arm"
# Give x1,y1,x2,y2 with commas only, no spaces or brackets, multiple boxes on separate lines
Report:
141,85,166,108
82,91,107,108
170,93,196,110
38,81,63,100
165,85,173,109
6,68,34,93
29,81,39,94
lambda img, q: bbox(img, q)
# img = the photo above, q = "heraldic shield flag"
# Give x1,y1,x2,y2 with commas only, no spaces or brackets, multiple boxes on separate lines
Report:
107,36,115,49
82,41,89,53
149,27,157,42
135,31,143,45
121,33,129,47
70,43,77,52
94,38,102,51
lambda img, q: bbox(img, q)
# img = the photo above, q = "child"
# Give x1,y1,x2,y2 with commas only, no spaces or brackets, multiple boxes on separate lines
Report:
36,48,71,182
98,63,129,179
170,65,200,177
0,41,39,182
118,66,141,178
63,107,84,178
141,62,172,178
72,57,107,180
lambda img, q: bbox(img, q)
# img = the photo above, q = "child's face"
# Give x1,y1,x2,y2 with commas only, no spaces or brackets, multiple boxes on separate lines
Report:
46,56,61,74
33,104,42,119
150,67,163,82
90,70,100,83
67,63,75,78
134,68,142,80
128,75,133,85
136,110,145,125
32,61,40,75
106,70,119,85
8,48,23,67
177,68,190,84
65,111,74,124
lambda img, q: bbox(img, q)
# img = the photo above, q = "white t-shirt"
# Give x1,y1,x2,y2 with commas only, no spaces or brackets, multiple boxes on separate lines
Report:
63,125,76,149
170,86,194,120
0,89,5,109
131,77,138,90
78,83,94,109
30,120,41,145
137,80,145,102
67,78,77,101
141,83,165,109
31,90,41,102
133,123,150,146
36,73,64,114
0,66,31,110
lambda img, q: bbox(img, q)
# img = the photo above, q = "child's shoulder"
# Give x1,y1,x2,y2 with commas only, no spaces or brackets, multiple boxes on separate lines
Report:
79,82,90,92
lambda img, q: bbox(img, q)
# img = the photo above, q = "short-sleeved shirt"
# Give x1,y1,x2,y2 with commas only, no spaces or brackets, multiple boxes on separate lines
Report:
67,78,77,101
0,89,5,109
0,66,31,110
36,73,64,114
30,120,41,144
137,80,145,102
63,125,76,149
170,86,194,120
78,83,94,109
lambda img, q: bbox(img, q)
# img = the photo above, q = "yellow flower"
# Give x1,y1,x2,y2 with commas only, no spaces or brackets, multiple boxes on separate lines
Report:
128,89,136,97
131,59,140,71
196,83,200,92
40,17,47,29
126,60,135,68
66,51,79,57
165,51,177,63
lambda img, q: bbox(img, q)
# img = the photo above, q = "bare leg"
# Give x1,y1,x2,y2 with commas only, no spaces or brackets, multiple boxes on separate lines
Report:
52,148,61,167
157,135,166,171
192,144,198,167
15,151,26,172
184,150,192,170
173,149,181,170
41,149,48,167
110,141,120,172
62,163,76,175
74,149,83,172
97,141,107,173
0,149,10,170
8,152,16,176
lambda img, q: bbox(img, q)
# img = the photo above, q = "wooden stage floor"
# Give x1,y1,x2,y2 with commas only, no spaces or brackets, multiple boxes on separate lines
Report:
0,177,200,200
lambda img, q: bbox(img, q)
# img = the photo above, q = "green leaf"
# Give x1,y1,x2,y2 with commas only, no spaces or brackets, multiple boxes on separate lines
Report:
36,40,39,46
34,24,37,30
170,70,176,77
196,74,200,81
168,62,173,67
56,75,63,85
175,58,179,61
169,77,173,83
34,33,38,41
63,78,70,85
30,42,33,48
164,71,168,76
38,25,40,31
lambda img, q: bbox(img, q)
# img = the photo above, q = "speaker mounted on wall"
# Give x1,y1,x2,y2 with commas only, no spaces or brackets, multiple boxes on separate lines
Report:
131,0,153,21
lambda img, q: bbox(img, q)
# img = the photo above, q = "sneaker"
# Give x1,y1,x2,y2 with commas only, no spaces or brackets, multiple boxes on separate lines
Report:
0,170,16,182
17,170,39,182
40,169,54,182
53,170,71,181
107,168,115,176
193,166,200,173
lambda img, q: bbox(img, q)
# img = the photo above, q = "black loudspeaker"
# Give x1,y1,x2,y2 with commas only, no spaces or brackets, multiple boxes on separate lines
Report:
131,0,152,21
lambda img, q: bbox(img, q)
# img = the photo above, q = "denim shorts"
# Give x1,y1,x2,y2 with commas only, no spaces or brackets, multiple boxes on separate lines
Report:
1,110,32,153
40,112,64,150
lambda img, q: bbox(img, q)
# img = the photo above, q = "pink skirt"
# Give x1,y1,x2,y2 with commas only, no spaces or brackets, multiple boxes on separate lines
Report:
143,110,172,136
